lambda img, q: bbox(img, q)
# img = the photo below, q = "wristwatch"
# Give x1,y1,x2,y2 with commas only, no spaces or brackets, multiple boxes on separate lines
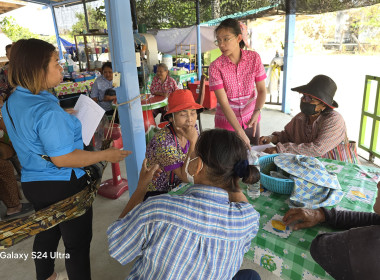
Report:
254,108,262,113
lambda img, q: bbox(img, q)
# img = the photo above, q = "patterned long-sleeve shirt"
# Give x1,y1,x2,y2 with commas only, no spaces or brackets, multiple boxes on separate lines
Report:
107,185,260,280
150,75,178,96
272,110,346,157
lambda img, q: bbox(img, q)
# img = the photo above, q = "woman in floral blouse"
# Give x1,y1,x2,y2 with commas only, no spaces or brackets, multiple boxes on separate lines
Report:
145,89,203,199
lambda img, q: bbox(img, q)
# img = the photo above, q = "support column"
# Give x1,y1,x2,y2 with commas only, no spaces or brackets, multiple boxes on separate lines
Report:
82,0,90,33
49,5,63,60
281,0,296,114
196,0,202,80
104,0,146,195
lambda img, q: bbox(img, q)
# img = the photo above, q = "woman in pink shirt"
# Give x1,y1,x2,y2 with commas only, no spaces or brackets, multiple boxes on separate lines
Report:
209,18,267,147
150,63,178,121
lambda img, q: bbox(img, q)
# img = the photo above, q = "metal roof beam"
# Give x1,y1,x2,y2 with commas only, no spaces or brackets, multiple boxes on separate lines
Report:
16,0,95,7
18,0,52,5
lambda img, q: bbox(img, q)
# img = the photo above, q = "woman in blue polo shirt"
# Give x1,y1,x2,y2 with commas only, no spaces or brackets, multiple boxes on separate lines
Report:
3,39,130,280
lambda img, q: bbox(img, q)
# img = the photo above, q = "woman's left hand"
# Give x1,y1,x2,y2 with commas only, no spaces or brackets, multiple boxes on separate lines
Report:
64,108,76,115
245,110,260,138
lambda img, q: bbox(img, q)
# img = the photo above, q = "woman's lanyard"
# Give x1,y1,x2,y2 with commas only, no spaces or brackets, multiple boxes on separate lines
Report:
167,123,181,189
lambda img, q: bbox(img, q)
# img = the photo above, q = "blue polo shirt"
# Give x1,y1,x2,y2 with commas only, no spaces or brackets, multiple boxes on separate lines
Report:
3,86,85,182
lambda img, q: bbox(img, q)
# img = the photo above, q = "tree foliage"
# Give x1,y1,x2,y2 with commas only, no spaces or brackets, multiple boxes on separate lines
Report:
81,0,380,30
349,4,380,44
0,17,39,42
71,6,107,35
134,0,379,29
135,0,274,29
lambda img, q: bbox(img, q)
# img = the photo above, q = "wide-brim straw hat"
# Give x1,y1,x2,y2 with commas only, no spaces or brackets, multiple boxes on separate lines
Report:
163,89,204,120
291,75,338,108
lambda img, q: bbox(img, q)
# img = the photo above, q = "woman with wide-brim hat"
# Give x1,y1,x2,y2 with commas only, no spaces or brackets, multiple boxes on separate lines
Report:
145,89,203,199
259,75,347,157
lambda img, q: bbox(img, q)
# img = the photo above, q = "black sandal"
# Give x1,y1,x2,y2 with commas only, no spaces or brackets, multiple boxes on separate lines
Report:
5,203,34,219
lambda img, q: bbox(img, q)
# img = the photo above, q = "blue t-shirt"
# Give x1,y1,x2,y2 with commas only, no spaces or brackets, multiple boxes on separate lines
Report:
3,86,85,182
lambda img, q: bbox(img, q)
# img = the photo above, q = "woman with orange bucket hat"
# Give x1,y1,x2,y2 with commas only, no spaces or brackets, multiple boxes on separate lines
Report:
145,89,203,199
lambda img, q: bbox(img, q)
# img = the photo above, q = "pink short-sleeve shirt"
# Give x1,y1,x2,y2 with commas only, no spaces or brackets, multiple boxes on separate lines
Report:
209,50,266,131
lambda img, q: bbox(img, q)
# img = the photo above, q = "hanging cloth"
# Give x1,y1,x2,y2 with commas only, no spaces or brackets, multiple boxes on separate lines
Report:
274,154,344,209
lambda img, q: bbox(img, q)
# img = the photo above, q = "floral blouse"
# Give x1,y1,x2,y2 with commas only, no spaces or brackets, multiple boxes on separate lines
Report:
145,123,190,192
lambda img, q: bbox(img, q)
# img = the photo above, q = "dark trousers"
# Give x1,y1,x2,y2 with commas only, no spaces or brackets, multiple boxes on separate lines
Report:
244,123,261,145
22,172,92,280
233,269,261,280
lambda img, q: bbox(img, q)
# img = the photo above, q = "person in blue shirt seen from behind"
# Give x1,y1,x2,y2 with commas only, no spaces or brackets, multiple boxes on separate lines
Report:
108,129,261,280
3,39,131,280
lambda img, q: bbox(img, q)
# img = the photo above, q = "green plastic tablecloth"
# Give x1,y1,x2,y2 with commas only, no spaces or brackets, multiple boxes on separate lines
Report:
170,158,380,280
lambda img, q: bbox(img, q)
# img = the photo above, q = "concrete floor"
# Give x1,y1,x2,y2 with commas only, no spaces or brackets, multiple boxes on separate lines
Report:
0,106,376,280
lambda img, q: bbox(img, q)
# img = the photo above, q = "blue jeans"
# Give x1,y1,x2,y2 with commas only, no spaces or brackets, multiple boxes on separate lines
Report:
233,269,261,280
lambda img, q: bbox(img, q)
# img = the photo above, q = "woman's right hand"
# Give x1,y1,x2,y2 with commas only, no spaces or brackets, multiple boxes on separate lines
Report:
104,147,132,163
177,124,198,144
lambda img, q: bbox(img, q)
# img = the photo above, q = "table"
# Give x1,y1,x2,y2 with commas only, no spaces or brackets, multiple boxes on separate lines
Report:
171,158,380,280
141,94,168,143
53,78,96,96
171,72,197,86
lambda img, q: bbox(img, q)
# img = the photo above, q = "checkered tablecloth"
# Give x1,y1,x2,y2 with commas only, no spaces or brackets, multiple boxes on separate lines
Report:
170,158,380,280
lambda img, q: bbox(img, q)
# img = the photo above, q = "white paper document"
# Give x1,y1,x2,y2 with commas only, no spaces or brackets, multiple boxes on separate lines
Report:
251,144,275,152
73,94,105,145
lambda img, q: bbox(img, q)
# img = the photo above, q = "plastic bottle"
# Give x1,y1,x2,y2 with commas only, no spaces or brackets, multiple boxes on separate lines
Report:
67,54,75,73
246,151,261,199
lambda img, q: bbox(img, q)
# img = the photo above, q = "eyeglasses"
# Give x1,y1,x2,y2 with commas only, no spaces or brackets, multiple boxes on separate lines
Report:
300,94,320,103
214,36,237,46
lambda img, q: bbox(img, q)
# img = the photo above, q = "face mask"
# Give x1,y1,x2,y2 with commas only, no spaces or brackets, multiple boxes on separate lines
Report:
300,101,319,116
185,156,203,184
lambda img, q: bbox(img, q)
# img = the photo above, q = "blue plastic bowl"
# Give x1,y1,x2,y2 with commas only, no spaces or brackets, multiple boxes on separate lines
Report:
259,154,294,194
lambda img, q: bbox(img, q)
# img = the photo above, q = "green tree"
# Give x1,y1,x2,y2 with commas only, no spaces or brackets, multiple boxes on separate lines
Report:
0,16,40,42
349,4,380,45
84,0,380,30
71,6,107,35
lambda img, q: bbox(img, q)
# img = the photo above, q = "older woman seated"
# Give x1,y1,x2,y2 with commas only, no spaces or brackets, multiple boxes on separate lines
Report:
150,63,178,121
90,62,118,122
144,89,203,199
259,75,346,157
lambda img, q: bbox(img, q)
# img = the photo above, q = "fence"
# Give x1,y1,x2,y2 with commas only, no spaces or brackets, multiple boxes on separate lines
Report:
359,75,380,162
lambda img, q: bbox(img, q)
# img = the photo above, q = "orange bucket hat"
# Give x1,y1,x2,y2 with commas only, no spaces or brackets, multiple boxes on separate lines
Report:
164,89,204,120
